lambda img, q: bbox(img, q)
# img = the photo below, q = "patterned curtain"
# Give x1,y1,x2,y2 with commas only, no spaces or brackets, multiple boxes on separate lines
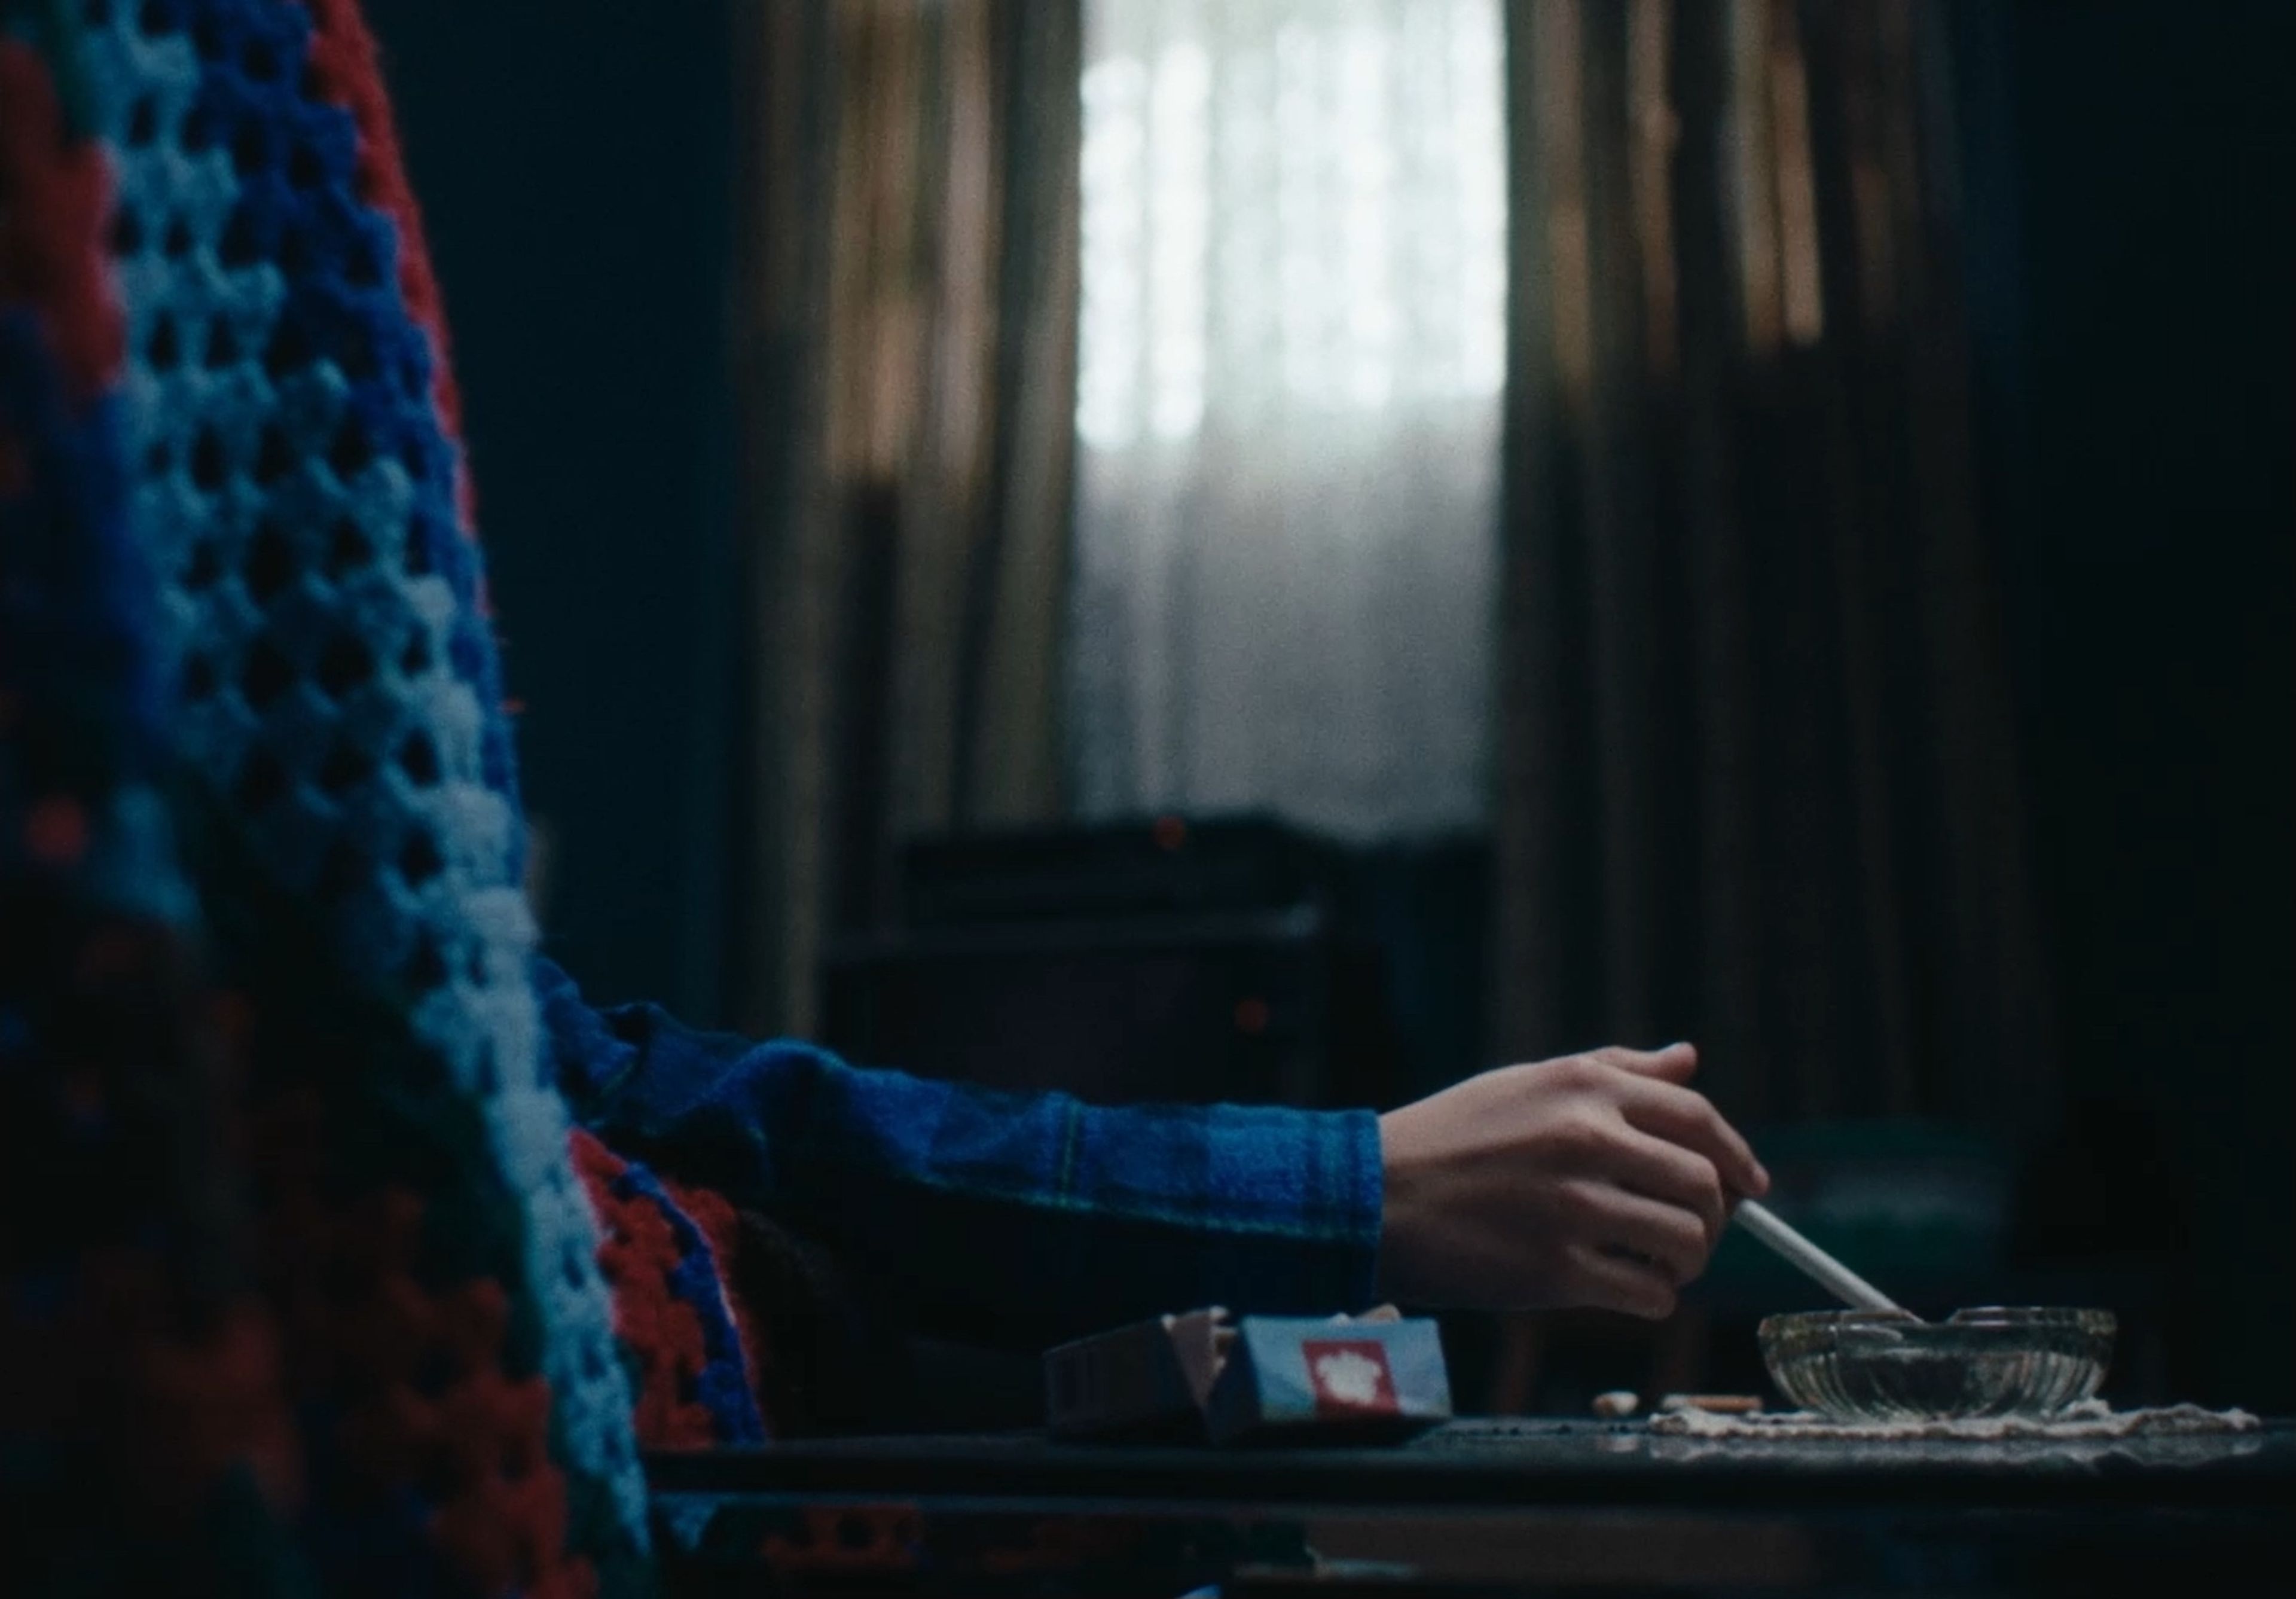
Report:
726,0,1082,1034
1491,0,2054,1129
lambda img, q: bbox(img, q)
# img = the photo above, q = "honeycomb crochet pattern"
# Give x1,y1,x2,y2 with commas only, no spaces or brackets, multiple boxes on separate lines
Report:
2,0,771,1589
74,0,655,1546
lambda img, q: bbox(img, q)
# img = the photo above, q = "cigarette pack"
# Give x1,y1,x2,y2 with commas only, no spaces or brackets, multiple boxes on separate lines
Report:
1045,1307,1451,1445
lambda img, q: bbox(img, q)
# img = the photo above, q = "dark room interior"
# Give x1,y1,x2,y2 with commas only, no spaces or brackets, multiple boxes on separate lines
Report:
2,0,2288,1592
370,0,2289,1419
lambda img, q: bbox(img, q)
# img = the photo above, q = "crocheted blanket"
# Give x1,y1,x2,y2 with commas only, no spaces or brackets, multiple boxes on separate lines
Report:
2,2,762,1591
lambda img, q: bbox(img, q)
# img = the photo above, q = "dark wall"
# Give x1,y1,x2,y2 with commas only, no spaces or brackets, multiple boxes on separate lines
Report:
365,1,738,1020
1961,0,2294,1408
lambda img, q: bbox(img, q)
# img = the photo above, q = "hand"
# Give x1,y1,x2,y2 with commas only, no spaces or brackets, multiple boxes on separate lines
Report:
1374,1043,1769,1319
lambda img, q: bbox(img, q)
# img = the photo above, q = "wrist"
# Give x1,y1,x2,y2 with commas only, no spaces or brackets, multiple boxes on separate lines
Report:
1373,1107,1428,1304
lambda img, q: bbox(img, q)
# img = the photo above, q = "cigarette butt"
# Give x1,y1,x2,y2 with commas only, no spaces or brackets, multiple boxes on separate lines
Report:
1592,1390,1641,1418
1658,1394,1764,1415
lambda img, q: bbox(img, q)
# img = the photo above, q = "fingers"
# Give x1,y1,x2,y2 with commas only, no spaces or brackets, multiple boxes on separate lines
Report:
1564,1240,1679,1320
1592,1042,1699,1085
1567,1181,1711,1285
1616,1074,1769,1198
1604,1128,1728,1247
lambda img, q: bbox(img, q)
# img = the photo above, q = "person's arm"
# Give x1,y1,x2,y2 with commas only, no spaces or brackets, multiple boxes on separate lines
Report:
535,957,1382,1348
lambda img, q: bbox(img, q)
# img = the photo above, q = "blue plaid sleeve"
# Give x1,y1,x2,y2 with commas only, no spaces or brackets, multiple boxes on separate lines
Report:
534,958,1384,1345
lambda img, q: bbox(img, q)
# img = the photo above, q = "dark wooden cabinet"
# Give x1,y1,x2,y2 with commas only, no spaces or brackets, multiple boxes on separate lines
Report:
819,819,1409,1110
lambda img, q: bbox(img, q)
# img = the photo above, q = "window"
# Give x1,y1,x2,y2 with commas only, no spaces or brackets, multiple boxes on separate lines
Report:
1068,0,1508,838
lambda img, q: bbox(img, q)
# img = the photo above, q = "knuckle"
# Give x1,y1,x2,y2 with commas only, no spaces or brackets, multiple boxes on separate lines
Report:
1552,1178,1604,1227
1551,1109,1614,1161
1686,1153,1724,1204
1558,1053,1615,1092
1671,1203,1711,1250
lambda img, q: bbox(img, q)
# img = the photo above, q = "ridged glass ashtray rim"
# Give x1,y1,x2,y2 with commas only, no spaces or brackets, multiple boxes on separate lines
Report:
1757,1305,2117,1423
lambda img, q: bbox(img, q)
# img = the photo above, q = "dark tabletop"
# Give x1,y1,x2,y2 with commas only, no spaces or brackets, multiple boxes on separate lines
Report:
646,1415,2294,1512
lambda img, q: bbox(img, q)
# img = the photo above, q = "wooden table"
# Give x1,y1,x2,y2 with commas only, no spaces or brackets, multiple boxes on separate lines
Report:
648,1416,2291,1594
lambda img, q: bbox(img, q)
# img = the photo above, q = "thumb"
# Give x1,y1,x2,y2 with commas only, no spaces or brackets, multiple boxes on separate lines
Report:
1602,1041,1699,1084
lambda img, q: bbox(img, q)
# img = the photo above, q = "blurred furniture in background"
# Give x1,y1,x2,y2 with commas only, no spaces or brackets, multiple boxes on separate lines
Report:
821,816,1489,1113
823,817,1387,1108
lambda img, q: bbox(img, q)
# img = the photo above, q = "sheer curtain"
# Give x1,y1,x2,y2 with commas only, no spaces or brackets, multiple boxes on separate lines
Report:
1068,0,1508,838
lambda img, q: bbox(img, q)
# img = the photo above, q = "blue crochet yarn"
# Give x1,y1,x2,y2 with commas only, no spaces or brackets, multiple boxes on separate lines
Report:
0,303,191,922
74,0,647,1547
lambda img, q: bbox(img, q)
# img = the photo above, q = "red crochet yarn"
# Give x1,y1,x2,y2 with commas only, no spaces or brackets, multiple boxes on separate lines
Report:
0,900,303,1556
0,40,124,400
93,1259,304,1518
662,1174,773,1429
0,1253,304,1521
569,1130,720,1452
253,1090,596,1599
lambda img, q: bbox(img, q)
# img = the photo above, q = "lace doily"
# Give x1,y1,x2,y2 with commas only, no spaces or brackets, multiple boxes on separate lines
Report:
1648,1398,2261,1441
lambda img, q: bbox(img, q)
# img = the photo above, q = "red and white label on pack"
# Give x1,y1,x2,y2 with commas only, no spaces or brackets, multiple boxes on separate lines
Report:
1300,1338,1400,1416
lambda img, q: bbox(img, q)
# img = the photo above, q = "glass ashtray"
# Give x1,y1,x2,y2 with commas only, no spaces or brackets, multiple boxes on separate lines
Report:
1758,1306,2116,1423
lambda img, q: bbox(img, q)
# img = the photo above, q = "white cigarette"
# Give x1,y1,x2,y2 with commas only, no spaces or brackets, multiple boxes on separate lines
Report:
1733,1198,1907,1316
